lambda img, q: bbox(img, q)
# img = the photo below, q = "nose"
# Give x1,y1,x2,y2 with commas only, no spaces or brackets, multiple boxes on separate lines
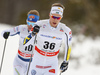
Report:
53,18,58,21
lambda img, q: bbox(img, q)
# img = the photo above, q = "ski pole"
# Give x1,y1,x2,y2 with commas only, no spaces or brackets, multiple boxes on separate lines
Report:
26,35,37,75
59,72,62,75
59,70,62,75
0,39,7,74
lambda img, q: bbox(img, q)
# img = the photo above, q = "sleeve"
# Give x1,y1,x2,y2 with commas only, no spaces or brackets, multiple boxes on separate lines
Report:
1,25,20,37
35,20,42,27
63,29,72,62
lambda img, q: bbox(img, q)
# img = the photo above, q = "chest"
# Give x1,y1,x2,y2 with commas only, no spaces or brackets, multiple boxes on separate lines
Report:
36,26,64,52
19,28,29,41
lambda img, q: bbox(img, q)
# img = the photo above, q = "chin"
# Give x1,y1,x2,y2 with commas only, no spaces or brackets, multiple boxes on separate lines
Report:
53,24,57,27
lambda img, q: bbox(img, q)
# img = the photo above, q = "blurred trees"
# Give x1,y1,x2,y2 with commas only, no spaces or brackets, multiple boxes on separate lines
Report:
0,0,100,36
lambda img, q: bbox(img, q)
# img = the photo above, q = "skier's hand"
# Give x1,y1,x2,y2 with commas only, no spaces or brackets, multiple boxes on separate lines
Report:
60,61,69,73
3,32,10,39
32,25,40,36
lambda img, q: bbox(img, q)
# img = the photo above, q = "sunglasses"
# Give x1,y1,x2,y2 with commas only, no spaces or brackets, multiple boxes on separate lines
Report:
51,15,61,20
27,21,35,26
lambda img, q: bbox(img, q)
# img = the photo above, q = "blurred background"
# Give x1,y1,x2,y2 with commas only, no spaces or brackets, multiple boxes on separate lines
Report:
0,0,100,75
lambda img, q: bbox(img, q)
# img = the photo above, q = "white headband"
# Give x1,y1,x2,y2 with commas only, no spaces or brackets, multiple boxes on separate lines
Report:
50,6,63,16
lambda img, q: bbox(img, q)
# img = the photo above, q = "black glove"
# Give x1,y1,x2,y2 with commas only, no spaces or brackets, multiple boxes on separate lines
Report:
32,25,40,36
60,61,69,73
3,32,10,39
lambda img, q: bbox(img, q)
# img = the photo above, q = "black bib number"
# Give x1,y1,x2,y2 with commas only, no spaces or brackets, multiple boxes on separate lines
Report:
43,41,55,50
25,44,33,51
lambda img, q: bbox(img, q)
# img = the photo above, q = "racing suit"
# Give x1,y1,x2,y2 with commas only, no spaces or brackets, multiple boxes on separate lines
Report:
25,19,72,75
1,25,34,75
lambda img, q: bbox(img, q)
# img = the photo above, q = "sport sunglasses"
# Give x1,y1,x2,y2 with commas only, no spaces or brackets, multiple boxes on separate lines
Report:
51,15,61,20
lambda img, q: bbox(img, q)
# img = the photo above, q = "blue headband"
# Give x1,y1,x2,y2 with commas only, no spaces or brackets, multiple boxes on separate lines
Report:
27,14,39,22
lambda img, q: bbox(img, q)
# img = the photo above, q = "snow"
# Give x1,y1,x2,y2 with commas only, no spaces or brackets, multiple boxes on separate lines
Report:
0,24,19,75
0,23,100,75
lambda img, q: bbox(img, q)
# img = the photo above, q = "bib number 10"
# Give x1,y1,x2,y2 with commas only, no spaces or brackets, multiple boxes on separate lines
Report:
25,44,33,51
43,41,55,50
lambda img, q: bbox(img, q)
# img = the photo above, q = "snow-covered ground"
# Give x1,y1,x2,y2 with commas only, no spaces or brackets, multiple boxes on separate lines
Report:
0,23,100,75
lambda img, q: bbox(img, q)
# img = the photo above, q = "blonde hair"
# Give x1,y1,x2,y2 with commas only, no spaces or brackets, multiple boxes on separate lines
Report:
27,10,39,16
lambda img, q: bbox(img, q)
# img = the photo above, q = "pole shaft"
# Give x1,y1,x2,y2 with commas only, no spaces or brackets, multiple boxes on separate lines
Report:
26,35,37,75
26,55,32,75
0,39,7,74
59,72,61,75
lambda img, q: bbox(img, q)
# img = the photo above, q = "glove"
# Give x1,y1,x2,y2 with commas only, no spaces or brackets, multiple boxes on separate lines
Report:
3,32,10,39
60,61,69,73
32,25,40,36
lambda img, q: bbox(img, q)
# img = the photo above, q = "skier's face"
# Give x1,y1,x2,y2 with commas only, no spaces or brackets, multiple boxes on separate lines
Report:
27,21,35,31
49,13,62,28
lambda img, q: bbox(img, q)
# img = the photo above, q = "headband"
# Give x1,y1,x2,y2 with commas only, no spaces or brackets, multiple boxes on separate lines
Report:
27,14,39,22
50,6,63,16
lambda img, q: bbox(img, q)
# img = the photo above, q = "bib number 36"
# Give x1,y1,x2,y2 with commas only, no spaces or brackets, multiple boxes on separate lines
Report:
43,41,55,50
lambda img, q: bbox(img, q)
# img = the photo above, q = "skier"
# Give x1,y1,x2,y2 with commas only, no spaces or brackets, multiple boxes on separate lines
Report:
25,3,72,75
1,10,39,75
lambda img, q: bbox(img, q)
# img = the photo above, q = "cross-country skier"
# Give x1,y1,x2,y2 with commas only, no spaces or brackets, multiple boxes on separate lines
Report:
1,10,39,75
24,3,72,75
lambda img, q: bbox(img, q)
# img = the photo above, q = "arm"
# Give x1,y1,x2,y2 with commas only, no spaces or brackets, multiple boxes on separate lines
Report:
23,25,40,45
64,31,72,62
1,26,20,39
60,30,72,72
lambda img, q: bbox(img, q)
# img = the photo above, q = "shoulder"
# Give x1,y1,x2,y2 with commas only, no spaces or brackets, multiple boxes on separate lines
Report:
18,24,27,28
18,24,27,27
35,19,49,26
18,24,27,31
37,19,49,23
59,22,72,33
